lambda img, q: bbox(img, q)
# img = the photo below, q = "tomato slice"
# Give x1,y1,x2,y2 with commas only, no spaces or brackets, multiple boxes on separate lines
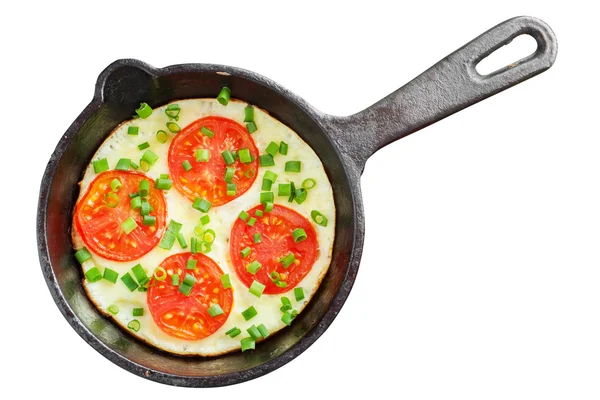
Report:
74,171,167,261
230,204,319,295
147,253,233,340
168,116,259,206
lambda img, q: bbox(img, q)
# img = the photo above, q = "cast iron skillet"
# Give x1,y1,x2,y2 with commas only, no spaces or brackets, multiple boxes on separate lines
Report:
37,16,557,387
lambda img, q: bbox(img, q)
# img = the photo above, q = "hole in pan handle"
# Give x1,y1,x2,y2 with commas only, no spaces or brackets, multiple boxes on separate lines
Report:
323,16,558,174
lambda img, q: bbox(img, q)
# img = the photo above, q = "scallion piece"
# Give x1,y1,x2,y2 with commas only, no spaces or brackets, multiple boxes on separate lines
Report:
247,325,261,340
292,228,307,243
166,121,180,133
302,178,317,190
203,229,216,244
246,261,262,275
249,280,265,297
244,169,255,178
195,148,210,162
176,232,188,249
226,327,241,338
208,304,224,317
266,141,279,157
182,160,193,171
130,196,142,210
138,179,150,197
278,183,291,196
240,246,251,258
130,161,139,170
264,170,278,182
261,179,273,191
244,106,254,122
253,233,262,243
221,150,236,165
279,141,288,155
127,319,141,332
226,183,237,196
246,121,258,134
285,160,301,172
140,159,150,172
260,192,274,204
135,102,153,119
122,217,138,234
238,148,252,163
200,215,210,225
108,304,119,315
93,158,109,174
194,224,205,236
103,267,118,283
103,192,119,208
158,219,182,250
128,126,139,135
156,130,168,143
133,308,144,317
192,197,212,213
155,177,173,190
294,188,307,204
115,158,131,171
85,267,102,283
199,241,211,254
288,181,296,202
247,217,256,227
255,210,264,217
281,311,295,326
281,296,292,311
279,252,295,268
110,178,122,192
239,210,249,221
131,264,149,286
241,306,258,321
264,202,274,212
186,259,197,270
220,274,231,289
165,103,180,119
121,272,139,292
190,237,198,254
240,337,255,352
171,273,180,286
259,154,274,167
311,210,328,227
200,126,215,138
217,87,231,106
224,167,235,182
294,287,305,301
257,324,269,338
153,266,167,281
137,141,150,150
141,150,159,165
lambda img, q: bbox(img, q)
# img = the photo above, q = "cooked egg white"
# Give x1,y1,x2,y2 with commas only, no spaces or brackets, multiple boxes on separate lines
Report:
72,99,335,355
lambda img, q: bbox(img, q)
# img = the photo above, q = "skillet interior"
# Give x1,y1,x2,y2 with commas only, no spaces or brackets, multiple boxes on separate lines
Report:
39,62,358,386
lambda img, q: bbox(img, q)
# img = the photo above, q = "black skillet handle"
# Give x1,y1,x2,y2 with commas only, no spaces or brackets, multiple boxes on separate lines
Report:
323,16,557,173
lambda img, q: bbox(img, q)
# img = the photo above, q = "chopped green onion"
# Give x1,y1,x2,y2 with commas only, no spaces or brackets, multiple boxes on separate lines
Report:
122,217,138,234
166,122,180,133
200,126,215,138
278,183,291,196
311,210,328,227
266,141,279,157
226,183,237,196
302,178,317,189
158,219,182,249
241,306,258,321
85,267,102,282
239,210,249,221
135,102,153,118
199,241,211,253
285,160,301,172
253,233,262,243
246,121,258,134
182,160,193,171
261,179,273,191
156,130,168,143
238,148,252,163
291,310,298,318
226,327,241,338
129,192,139,198
108,304,119,315
224,167,235,182
292,228,307,243
140,159,150,172
131,264,149,286
121,272,139,292
255,210,264,217
264,171,278,182
192,197,212,213
165,104,180,119
240,337,255,352
127,319,141,332
294,188,307,204
271,271,280,280
288,181,296,202
259,154,274,167
160,173,169,179
130,161,139,170
186,259,197,270
281,311,295,326
110,178,122,192
139,179,150,197
264,202,274,212
247,324,261,339
279,141,288,155
280,252,295,268
244,106,254,122
194,224,204,236
137,141,150,150
130,196,142,210
179,273,196,296
200,215,210,225
204,229,216,244
155,177,173,190
176,232,188,249
274,280,288,288
220,274,231,289
133,308,144,317
247,217,256,227
195,149,210,162
240,246,251,258
128,126,139,135
141,150,159,165
104,192,120,208
217,87,231,106
244,169,255,178
171,273,180,286
190,237,198,254
208,304,224,317
103,268,118,283
246,261,262,275
294,287,305,301
260,192,274,204
221,150,236,165
281,296,292,311
153,266,167,281
249,280,265,297
257,324,269,338
93,158,109,174
115,158,131,171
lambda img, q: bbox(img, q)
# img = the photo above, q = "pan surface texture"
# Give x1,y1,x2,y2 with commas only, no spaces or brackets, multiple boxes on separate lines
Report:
37,16,557,386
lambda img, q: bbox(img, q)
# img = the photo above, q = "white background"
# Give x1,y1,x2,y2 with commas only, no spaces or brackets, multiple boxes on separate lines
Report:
2,1,598,398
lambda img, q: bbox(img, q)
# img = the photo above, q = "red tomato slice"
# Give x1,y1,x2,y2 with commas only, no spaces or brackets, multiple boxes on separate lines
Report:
168,116,258,206
74,171,167,261
230,204,319,295
147,253,233,340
